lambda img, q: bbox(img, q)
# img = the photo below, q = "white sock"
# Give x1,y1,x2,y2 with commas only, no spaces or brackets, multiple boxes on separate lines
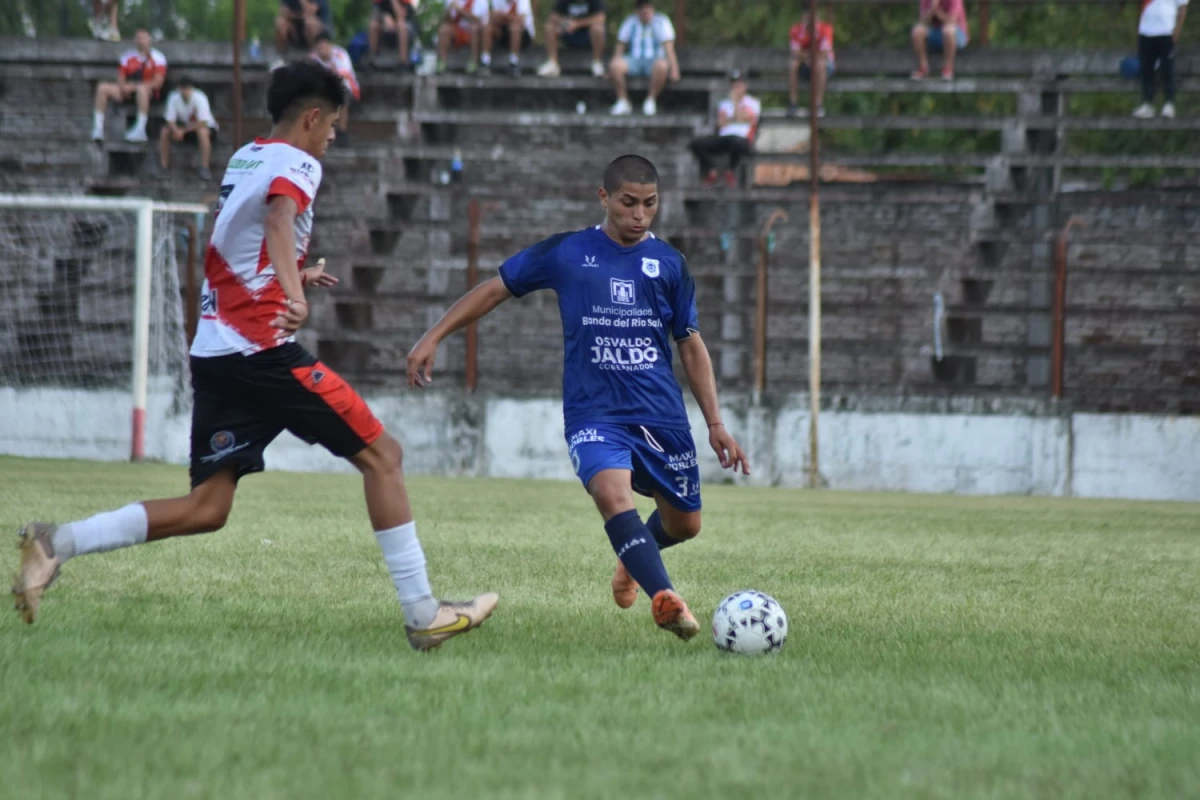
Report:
134,113,147,131
480,52,491,65
374,521,438,628
92,110,104,131
53,503,148,562
509,52,519,65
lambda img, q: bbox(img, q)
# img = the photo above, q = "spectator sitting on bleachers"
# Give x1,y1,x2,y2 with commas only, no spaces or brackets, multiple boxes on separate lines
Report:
158,77,218,181
481,0,535,76
911,0,968,80
89,1,120,42
689,69,760,188
91,29,167,144
609,0,679,116
274,0,333,66
438,0,488,74
537,0,607,78
369,0,415,70
1133,0,1187,119
788,11,835,118
311,32,361,141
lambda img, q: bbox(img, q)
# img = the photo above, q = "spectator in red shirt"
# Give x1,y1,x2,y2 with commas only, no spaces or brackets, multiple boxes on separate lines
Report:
912,0,969,80
789,12,835,118
91,29,167,144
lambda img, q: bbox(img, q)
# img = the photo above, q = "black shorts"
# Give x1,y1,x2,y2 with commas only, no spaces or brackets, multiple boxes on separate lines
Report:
189,343,384,488
374,2,413,21
181,126,218,144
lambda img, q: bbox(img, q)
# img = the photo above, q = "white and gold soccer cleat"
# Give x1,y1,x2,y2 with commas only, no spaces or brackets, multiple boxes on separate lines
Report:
12,522,62,625
405,592,499,652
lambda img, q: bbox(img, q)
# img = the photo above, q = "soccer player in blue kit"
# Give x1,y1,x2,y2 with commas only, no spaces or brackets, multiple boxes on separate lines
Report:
406,154,750,641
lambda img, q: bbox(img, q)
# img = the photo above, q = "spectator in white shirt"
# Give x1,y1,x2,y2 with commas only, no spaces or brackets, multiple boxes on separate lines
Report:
689,69,761,188
158,77,218,180
482,0,535,76
1134,0,1188,118
609,0,680,116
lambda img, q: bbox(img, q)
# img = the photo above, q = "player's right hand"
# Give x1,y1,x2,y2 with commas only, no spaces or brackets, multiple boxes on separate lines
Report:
406,337,436,387
271,298,309,337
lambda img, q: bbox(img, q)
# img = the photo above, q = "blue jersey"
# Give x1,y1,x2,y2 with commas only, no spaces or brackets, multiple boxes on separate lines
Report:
498,226,699,431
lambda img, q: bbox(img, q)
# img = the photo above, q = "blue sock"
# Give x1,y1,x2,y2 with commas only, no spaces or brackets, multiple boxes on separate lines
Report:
646,510,683,551
604,510,672,597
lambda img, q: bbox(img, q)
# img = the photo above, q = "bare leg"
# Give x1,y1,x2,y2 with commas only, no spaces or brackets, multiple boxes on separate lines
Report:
349,433,412,530
397,16,410,64
135,83,150,116
275,14,291,56
545,13,561,63
912,24,929,75
610,56,628,100
508,19,522,59
196,125,212,168
590,17,606,63
368,16,381,58
942,24,958,76
438,23,452,62
142,470,238,541
648,57,668,99
159,126,171,168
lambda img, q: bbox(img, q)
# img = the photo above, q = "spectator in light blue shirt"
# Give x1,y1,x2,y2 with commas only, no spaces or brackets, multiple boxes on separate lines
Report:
609,0,680,117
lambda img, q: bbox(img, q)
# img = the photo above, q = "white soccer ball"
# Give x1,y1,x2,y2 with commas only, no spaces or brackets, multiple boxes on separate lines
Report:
712,590,788,655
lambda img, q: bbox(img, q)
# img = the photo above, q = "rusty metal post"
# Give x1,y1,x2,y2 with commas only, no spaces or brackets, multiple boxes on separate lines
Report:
754,210,789,403
466,197,481,392
1051,216,1083,400
979,0,990,47
185,219,199,346
807,0,823,489
233,0,245,145
674,0,687,47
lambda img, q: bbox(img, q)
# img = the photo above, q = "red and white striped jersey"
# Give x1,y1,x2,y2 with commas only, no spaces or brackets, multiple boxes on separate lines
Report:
118,48,168,84
191,138,322,358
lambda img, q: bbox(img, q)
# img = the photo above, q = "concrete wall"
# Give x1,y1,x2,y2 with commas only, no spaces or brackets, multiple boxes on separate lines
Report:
1,388,1196,502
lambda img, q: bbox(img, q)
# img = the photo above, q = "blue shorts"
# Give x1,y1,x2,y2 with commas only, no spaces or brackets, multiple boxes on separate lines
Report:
927,26,968,52
567,423,702,512
626,56,662,78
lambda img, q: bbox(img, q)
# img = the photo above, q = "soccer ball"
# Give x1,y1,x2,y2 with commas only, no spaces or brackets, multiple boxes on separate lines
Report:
712,590,788,655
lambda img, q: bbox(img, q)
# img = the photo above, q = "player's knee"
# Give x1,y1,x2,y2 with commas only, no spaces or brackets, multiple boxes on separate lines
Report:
188,494,231,533
671,516,701,540
357,431,403,476
590,482,634,516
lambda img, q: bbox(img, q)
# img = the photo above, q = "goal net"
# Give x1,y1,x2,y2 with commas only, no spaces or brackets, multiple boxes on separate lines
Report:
0,194,210,462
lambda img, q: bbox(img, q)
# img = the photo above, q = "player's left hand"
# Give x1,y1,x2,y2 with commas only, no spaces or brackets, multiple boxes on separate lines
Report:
300,258,338,288
709,424,750,476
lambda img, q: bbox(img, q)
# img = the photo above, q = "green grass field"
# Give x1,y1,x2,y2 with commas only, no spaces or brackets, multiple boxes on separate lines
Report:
2,456,1199,799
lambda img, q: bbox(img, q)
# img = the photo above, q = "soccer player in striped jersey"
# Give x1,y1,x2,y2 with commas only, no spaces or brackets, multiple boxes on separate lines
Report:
14,62,498,650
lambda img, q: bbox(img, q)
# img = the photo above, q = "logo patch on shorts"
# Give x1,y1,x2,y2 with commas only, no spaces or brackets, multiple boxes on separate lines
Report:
210,431,235,453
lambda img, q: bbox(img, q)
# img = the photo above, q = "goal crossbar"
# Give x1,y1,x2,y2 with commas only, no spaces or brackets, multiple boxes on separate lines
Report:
0,194,209,460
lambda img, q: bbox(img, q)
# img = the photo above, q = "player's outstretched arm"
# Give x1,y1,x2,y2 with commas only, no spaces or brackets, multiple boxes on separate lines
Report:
407,276,512,387
678,333,750,475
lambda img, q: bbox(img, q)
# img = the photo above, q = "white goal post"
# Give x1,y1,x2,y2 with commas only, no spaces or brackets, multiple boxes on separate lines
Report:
0,194,209,462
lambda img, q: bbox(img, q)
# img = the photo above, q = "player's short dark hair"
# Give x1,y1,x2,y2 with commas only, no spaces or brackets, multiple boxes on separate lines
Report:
314,30,333,45
266,60,345,124
635,0,654,8
177,75,194,89
603,155,659,193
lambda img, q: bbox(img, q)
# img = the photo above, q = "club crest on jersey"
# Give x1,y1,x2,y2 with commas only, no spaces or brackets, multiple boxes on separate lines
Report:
582,255,598,268
611,278,635,305
210,431,235,454
641,258,660,278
